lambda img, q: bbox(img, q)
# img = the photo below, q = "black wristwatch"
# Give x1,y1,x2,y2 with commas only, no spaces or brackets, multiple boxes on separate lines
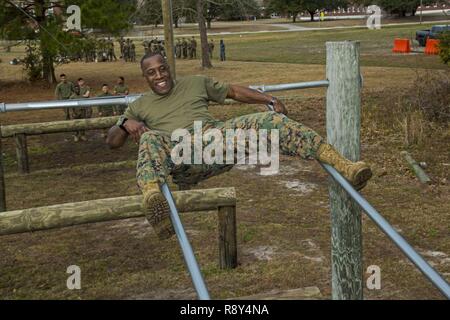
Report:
267,97,276,111
117,117,128,133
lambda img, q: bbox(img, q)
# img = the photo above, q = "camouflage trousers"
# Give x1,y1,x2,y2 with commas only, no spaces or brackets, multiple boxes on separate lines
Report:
136,111,324,191
71,107,92,137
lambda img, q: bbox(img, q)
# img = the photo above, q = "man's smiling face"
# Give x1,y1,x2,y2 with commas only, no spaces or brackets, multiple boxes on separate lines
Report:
141,54,173,96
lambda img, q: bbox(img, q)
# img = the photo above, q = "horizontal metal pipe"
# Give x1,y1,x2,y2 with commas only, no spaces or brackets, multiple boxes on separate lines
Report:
0,80,329,113
249,80,329,93
320,162,450,299
0,95,142,113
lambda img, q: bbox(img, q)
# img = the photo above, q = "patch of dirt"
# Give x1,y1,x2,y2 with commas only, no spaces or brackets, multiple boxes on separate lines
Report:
0,60,448,300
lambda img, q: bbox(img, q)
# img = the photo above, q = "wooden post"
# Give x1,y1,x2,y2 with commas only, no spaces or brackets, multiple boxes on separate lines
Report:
0,126,5,212
161,0,176,80
218,205,237,269
326,41,363,300
15,134,29,174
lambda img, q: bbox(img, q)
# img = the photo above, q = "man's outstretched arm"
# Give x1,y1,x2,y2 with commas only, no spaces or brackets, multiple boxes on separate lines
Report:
226,84,288,115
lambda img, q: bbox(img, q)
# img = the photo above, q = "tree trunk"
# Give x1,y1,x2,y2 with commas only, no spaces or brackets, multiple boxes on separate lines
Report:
174,15,179,28
309,11,315,21
42,54,56,84
292,14,297,23
196,0,212,68
36,0,56,84
207,18,212,29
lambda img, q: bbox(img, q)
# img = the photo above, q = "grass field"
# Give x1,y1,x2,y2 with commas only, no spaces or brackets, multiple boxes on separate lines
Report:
0,22,449,300
211,23,447,69
2,22,448,73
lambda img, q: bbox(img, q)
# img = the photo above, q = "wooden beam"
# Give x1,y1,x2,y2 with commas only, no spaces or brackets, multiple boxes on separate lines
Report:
1,116,119,137
0,187,236,236
401,151,431,184
235,287,322,300
326,41,363,300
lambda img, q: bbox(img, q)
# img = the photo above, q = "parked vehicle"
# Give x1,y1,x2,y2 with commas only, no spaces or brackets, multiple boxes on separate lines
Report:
416,25,450,46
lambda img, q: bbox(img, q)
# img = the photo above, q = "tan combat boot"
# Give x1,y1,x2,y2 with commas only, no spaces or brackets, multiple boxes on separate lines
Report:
316,143,372,190
141,182,175,240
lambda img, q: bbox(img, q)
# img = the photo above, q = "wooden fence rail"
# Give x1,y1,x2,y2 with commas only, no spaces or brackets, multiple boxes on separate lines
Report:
0,187,238,269
1,116,119,174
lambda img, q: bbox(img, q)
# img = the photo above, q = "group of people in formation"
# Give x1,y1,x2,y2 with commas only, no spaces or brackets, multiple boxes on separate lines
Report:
118,37,137,62
69,37,117,63
71,35,227,64
142,38,166,58
54,74,129,142
174,38,226,61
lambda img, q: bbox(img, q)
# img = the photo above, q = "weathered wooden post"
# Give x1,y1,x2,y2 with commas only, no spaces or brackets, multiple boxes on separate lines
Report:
161,0,176,80
218,205,237,269
326,41,363,300
14,134,29,174
0,126,6,212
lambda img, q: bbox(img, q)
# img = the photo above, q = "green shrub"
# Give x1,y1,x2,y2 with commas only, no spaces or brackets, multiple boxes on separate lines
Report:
407,72,450,123
438,31,450,66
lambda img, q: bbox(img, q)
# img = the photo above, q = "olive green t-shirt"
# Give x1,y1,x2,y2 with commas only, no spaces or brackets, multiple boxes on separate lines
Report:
122,75,229,134
55,81,74,100
114,84,129,95
79,85,91,97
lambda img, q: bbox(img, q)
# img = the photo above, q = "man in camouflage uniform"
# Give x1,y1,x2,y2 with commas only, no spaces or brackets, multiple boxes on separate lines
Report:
181,38,188,59
97,84,116,138
208,39,214,59
107,37,117,62
106,53,372,240
119,36,125,58
123,39,130,62
70,78,92,142
159,40,166,58
55,73,74,120
70,86,88,142
190,36,197,59
143,40,150,54
175,38,182,59
130,40,136,62
113,76,129,115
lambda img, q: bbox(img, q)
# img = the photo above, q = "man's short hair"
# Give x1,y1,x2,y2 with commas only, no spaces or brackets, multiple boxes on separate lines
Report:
77,78,83,81
140,52,166,70
60,74,66,77
119,76,124,81
102,84,108,87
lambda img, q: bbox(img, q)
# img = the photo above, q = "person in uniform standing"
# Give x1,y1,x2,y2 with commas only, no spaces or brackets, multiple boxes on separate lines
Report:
70,78,92,142
220,39,226,61
113,76,130,115
208,39,215,59
97,84,116,138
190,36,197,59
55,73,75,120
